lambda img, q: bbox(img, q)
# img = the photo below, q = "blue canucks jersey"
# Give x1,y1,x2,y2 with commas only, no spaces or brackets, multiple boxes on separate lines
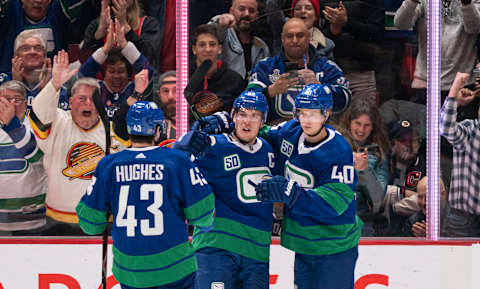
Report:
193,133,279,262
76,146,214,288
248,46,350,123
260,120,363,255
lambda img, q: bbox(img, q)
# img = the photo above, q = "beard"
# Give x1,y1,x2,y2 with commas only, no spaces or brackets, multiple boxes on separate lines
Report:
236,17,252,32
158,101,176,121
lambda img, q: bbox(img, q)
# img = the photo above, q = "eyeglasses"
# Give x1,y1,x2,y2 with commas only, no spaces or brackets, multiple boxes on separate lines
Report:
17,45,44,53
0,95,25,104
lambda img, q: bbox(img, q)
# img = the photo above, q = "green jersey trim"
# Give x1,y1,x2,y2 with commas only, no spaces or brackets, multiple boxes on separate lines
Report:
312,183,355,215
113,243,197,287
76,201,107,235
183,193,214,228
280,216,363,255
192,217,271,262
0,194,45,210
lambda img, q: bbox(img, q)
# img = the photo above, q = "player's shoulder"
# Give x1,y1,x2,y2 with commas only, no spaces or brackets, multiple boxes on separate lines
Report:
326,127,354,155
272,119,302,136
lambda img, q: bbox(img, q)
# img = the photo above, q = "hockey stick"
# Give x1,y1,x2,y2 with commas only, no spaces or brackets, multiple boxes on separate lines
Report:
92,88,111,289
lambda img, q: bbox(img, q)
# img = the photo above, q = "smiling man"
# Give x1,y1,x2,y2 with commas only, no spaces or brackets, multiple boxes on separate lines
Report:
0,30,51,112
248,18,350,124
175,90,279,289
186,24,245,118
209,0,270,79
29,50,126,235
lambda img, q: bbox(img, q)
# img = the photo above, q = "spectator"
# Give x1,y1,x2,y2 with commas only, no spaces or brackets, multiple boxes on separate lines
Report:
394,0,480,106
185,24,246,120
138,0,176,72
0,80,46,236
319,0,384,105
209,0,270,79
406,176,448,237
29,50,126,235
81,0,162,71
441,72,480,237
155,70,177,140
0,30,51,112
339,100,390,236
0,0,86,74
63,20,154,119
248,18,350,124
112,68,154,145
266,0,335,59
382,119,426,236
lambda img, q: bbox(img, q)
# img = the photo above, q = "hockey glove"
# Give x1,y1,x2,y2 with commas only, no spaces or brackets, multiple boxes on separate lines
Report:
255,175,303,208
199,111,234,134
173,129,211,157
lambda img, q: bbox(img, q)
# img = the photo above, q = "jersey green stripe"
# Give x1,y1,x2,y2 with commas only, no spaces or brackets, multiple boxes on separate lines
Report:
0,194,45,210
192,217,271,262
312,183,354,215
76,201,107,235
113,250,196,288
27,149,44,164
183,193,214,227
281,216,363,255
113,241,194,270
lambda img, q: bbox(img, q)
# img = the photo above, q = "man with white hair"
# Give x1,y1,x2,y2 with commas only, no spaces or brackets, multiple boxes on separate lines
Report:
0,30,51,111
29,50,126,235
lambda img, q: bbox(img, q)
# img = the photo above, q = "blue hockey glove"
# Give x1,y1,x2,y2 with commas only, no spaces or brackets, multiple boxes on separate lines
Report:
173,129,211,156
255,175,303,208
199,111,234,134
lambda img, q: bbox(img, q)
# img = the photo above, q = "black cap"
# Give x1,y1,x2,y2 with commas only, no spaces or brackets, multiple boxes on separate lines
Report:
389,120,414,140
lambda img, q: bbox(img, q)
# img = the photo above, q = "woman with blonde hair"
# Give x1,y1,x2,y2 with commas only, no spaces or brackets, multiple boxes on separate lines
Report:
81,0,161,70
339,99,390,236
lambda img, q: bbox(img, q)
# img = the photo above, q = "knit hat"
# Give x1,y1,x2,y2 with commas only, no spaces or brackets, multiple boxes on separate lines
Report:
291,0,321,19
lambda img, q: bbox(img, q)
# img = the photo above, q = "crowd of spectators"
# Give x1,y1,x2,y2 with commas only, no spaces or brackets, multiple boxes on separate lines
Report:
1,0,479,239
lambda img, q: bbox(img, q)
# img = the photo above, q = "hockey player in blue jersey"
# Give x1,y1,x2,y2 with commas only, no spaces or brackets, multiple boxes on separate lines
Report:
255,83,363,289
175,90,279,289
76,101,215,289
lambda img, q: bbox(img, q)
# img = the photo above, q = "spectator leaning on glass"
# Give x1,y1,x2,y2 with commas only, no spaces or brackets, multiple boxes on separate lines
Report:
209,0,270,79
0,0,87,74
0,80,47,236
0,30,51,112
28,50,126,235
441,72,480,237
248,18,350,124
338,99,390,236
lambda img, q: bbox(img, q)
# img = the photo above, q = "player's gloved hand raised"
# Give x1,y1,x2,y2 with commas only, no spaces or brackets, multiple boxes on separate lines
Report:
255,175,303,208
198,111,234,134
173,123,211,156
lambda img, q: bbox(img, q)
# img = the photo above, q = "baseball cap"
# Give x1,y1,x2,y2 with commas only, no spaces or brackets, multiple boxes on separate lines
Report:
389,120,414,140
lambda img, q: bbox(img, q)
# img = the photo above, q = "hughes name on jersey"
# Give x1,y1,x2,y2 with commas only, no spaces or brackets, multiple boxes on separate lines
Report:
76,147,214,288
260,120,363,255
193,133,279,263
